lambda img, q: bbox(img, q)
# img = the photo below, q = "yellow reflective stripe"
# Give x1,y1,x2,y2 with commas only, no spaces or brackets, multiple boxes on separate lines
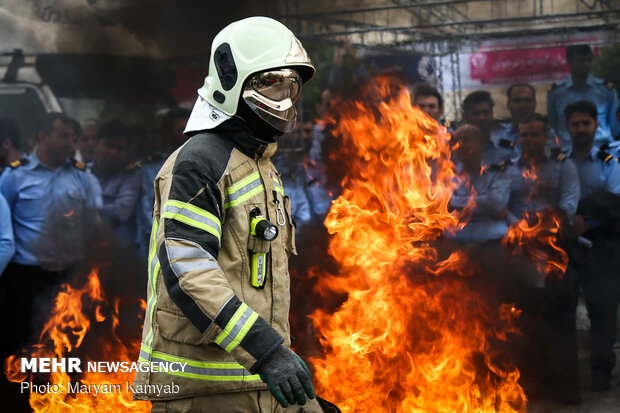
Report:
162,211,221,241
165,200,222,233
163,200,222,242
274,186,284,195
214,303,260,353
215,303,248,346
144,219,160,347
225,172,261,195
227,312,259,352
224,185,264,209
139,344,262,382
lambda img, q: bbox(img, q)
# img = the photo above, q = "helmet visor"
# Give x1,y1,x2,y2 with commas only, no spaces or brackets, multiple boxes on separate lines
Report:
242,69,302,133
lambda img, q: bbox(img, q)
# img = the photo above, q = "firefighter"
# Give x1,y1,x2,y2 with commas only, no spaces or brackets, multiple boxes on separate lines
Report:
133,17,323,412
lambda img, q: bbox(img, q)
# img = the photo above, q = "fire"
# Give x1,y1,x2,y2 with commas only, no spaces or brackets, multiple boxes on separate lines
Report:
521,167,537,182
3,269,150,412
502,210,569,281
309,77,526,412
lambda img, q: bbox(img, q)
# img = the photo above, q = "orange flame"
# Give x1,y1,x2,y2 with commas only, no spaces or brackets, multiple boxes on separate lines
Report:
521,167,537,182
309,77,526,412
4,270,150,412
502,210,569,281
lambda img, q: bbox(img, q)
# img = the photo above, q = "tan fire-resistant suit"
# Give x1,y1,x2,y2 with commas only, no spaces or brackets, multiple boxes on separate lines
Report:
133,120,307,404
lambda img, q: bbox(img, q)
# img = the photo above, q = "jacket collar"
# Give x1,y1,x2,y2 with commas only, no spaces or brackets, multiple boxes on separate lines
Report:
215,118,279,160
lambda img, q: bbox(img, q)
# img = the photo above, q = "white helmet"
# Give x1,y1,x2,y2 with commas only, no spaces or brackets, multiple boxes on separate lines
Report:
198,16,315,132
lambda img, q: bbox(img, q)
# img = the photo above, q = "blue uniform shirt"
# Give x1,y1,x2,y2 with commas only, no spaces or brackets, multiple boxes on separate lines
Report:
306,123,334,218
0,152,102,267
447,162,513,242
547,74,619,150
90,162,142,247
0,192,15,274
493,122,561,156
482,124,521,167
509,153,580,220
570,145,620,197
271,153,311,228
137,153,167,257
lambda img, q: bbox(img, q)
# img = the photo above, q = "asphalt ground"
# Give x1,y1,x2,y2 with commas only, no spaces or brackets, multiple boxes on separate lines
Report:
527,298,620,413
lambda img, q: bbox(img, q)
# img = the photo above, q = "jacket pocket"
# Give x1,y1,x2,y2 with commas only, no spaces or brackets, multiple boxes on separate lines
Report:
156,308,218,346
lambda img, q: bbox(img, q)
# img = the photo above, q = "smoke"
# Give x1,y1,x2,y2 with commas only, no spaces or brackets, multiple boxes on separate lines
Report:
0,0,159,56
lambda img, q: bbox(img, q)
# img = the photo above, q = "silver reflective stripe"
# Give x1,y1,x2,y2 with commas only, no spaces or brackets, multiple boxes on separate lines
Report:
166,244,221,277
163,203,222,241
149,253,158,282
225,178,263,204
171,259,221,276
139,349,151,361
149,356,251,378
168,246,216,261
217,305,254,350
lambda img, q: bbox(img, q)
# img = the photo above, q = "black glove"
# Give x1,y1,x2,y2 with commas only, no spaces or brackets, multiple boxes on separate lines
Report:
256,345,315,407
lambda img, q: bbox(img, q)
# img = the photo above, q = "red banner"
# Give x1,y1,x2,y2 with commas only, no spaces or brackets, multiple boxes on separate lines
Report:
470,45,571,85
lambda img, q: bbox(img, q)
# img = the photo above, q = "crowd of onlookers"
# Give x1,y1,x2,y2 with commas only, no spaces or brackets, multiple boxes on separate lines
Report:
0,41,618,407
278,43,620,406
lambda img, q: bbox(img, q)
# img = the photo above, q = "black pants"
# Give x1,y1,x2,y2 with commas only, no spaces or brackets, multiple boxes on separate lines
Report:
544,267,581,393
580,237,620,374
0,262,68,413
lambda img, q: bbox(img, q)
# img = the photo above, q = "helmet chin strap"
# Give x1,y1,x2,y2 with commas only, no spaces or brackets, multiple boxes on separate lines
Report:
235,96,284,143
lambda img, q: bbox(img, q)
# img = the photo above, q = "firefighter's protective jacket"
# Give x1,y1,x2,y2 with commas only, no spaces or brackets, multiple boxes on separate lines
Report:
133,119,297,400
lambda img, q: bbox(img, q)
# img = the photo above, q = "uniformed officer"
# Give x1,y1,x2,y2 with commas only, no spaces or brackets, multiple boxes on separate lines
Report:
0,191,15,405
509,112,582,405
271,123,312,227
496,83,559,156
0,118,25,172
0,192,14,275
413,83,452,131
0,112,102,360
137,108,190,257
566,100,620,392
509,114,580,220
547,45,619,151
89,120,141,248
74,119,99,164
461,90,519,166
306,89,335,220
448,124,512,243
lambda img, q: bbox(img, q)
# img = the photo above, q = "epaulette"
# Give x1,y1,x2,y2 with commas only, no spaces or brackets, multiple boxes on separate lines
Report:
597,149,614,163
126,162,142,171
72,159,86,170
498,138,515,149
488,159,513,172
145,152,165,163
9,158,29,169
606,81,614,90
555,152,567,162
549,147,563,158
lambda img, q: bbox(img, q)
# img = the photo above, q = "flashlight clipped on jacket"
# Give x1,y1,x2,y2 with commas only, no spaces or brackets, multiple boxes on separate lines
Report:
249,208,278,288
